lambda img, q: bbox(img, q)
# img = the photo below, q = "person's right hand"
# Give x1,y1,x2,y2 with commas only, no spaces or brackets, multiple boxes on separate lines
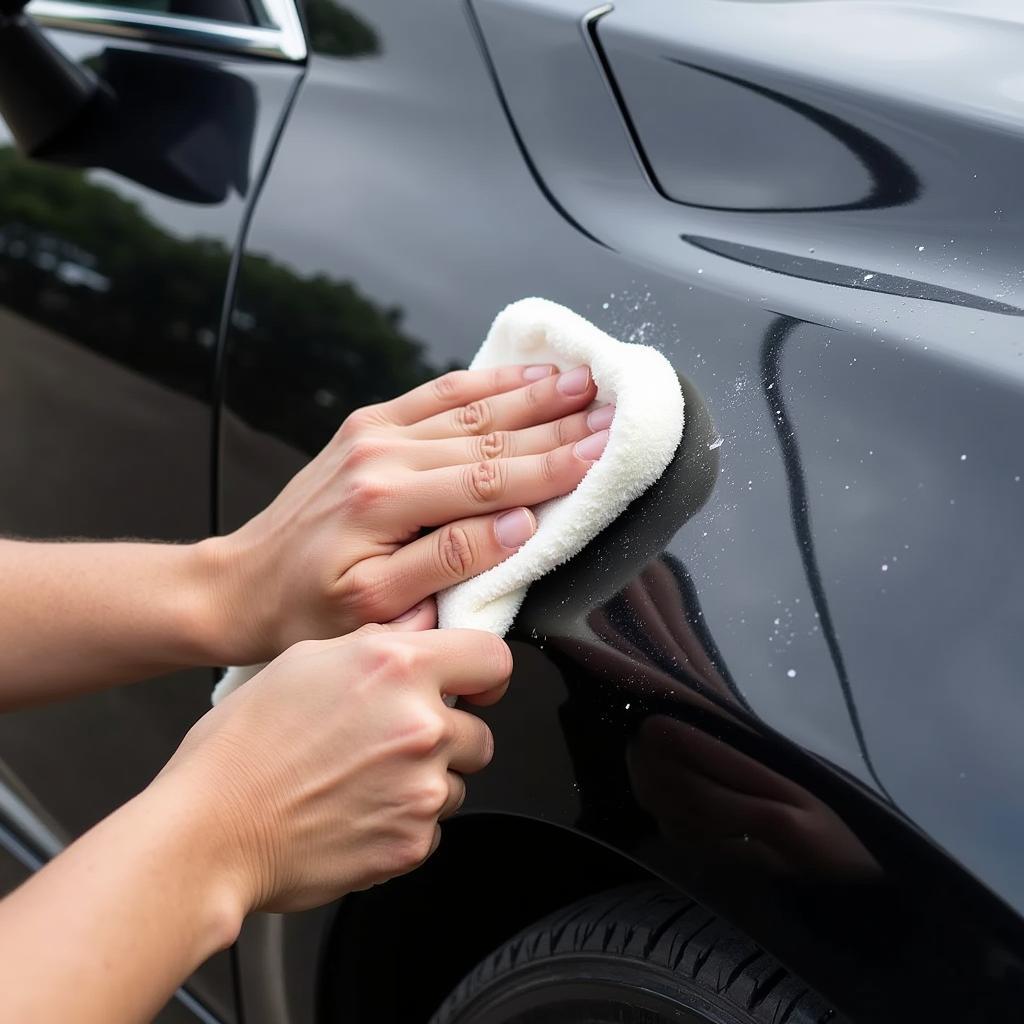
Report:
157,603,510,914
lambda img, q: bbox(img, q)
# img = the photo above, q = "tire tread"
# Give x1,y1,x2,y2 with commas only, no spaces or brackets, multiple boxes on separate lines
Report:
431,883,840,1024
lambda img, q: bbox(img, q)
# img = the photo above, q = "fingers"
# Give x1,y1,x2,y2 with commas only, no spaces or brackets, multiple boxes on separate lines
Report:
418,629,513,701
445,706,495,774
401,405,614,470
378,365,557,426
364,508,535,616
438,771,467,820
406,365,598,440
401,430,610,527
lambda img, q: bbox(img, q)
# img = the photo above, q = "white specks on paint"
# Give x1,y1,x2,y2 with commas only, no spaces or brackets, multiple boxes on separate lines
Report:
708,437,724,450
624,703,631,710
960,453,967,461
602,302,609,309
917,245,925,252
786,669,797,678
881,563,889,572
863,273,875,281
697,268,704,274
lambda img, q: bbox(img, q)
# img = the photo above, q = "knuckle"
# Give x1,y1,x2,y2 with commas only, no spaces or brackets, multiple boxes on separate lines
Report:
338,564,391,619
431,371,464,403
399,708,448,756
337,406,377,440
342,473,390,514
539,449,560,484
455,399,492,436
409,776,449,818
392,830,435,872
554,416,574,448
340,437,386,470
435,524,477,581
463,460,505,505
477,430,509,461
523,380,545,408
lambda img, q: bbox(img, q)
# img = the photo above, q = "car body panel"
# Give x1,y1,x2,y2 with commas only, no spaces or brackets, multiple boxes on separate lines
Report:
220,2,1024,1021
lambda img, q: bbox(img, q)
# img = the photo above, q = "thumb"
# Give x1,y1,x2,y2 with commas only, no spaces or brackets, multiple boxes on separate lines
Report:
382,597,439,632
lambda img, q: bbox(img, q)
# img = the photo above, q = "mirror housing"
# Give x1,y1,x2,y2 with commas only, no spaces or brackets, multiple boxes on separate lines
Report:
0,0,100,156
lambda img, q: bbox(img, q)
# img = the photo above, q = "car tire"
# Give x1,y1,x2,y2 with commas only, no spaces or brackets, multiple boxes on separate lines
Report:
429,882,840,1024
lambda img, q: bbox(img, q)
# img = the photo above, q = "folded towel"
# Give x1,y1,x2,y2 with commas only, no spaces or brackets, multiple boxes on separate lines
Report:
437,297,684,635
212,297,683,704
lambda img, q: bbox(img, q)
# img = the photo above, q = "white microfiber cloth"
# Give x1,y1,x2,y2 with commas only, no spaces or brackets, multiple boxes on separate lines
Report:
436,297,684,635
212,297,683,704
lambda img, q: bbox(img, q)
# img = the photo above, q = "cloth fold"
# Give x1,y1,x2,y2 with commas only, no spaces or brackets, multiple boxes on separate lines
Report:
212,297,683,705
436,297,684,635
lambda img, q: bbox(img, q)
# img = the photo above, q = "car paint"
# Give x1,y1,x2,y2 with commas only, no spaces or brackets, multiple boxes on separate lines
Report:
2,1,1024,1021
219,2,1024,1021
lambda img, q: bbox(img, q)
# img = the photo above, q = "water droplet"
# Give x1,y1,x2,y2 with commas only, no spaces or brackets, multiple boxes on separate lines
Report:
697,268,704,275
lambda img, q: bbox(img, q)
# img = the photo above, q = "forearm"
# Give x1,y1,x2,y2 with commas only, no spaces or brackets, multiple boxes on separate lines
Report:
0,768,246,1024
0,538,231,707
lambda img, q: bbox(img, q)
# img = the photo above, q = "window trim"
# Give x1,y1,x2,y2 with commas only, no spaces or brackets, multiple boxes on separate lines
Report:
28,0,307,62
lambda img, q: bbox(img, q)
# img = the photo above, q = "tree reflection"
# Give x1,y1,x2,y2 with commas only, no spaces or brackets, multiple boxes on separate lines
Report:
0,145,438,454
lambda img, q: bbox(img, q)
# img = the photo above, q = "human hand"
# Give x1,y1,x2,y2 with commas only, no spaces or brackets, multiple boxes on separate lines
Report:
202,364,609,665
158,603,511,913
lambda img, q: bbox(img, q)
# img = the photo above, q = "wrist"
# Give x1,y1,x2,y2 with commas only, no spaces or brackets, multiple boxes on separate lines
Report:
138,764,255,955
188,534,261,667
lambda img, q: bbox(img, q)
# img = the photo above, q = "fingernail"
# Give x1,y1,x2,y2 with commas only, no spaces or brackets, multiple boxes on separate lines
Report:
494,507,536,549
523,364,555,381
392,603,422,622
575,429,609,462
586,404,615,431
556,365,591,396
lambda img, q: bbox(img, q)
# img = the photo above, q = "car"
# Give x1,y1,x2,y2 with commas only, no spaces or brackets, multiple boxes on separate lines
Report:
2,0,1024,1021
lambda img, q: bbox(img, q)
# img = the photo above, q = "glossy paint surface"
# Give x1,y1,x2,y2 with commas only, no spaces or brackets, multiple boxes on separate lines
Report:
220,1,1024,1020
0,30,300,1020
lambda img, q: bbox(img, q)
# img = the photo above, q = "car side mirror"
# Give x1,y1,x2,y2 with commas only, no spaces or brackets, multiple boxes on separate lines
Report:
0,3,255,204
0,0,99,157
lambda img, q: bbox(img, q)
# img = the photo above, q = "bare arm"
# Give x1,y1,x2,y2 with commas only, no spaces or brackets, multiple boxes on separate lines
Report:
0,363,608,709
0,616,511,1023
0,538,226,707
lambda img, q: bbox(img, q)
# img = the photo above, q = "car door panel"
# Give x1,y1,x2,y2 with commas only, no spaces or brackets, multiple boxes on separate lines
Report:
218,2,1024,1021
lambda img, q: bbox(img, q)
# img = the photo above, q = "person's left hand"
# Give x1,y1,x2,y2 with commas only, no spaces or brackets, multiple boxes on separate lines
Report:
201,363,611,664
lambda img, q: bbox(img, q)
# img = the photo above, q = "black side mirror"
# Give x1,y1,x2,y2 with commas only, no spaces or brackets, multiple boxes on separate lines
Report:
0,0,99,156
0,4,255,204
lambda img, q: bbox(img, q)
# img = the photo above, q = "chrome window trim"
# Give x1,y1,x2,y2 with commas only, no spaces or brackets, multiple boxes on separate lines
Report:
29,0,307,61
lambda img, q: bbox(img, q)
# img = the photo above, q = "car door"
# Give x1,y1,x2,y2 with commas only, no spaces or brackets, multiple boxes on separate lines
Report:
216,2,1024,1022
0,2,304,1019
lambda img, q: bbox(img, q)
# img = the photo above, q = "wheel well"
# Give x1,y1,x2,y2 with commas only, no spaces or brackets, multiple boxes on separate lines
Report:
317,812,653,1023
